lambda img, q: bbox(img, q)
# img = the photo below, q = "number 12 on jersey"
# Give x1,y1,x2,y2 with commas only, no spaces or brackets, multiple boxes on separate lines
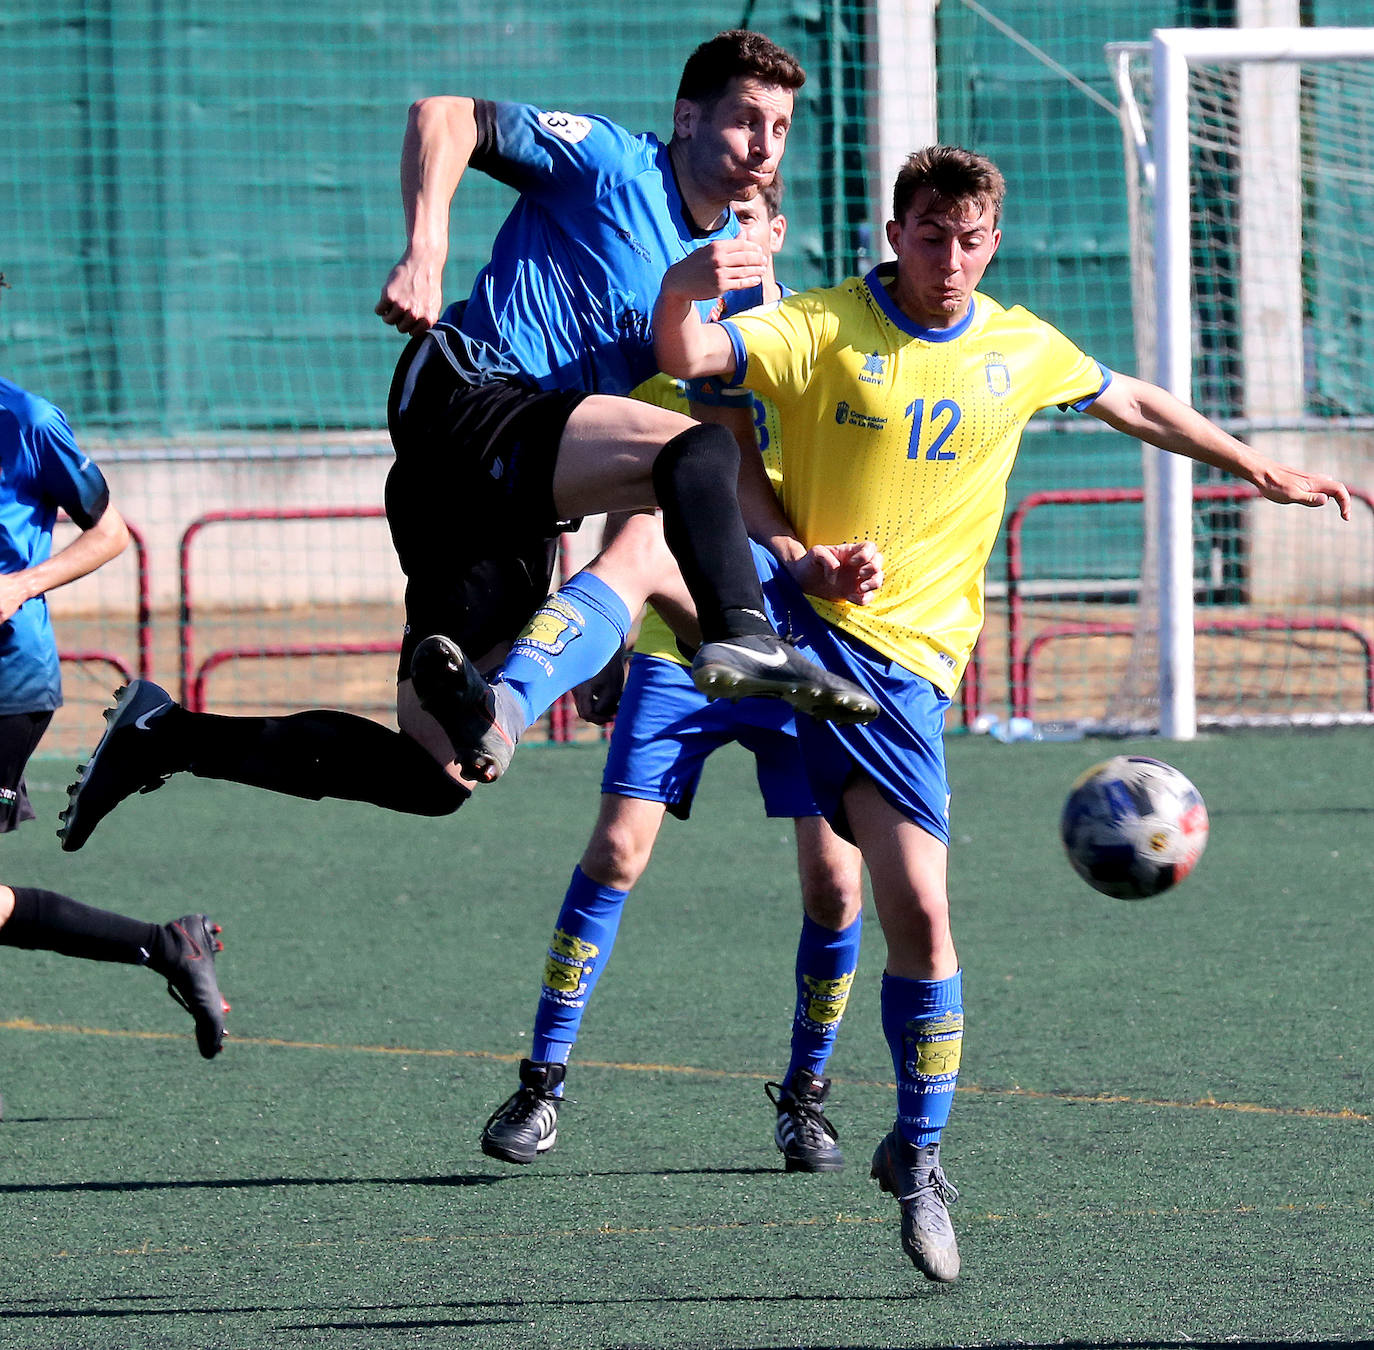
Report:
905,398,960,461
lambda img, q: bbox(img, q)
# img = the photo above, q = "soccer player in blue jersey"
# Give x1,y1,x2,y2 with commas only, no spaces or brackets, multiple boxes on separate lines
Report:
0,360,227,1059
652,146,1351,1282
479,187,866,1174
57,29,874,853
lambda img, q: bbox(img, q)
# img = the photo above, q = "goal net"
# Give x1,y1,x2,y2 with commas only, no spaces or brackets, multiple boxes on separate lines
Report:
1107,27,1374,737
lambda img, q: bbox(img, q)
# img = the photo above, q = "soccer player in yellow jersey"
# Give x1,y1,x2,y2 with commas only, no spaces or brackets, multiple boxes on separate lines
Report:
653,144,1351,1283
480,186,868,1176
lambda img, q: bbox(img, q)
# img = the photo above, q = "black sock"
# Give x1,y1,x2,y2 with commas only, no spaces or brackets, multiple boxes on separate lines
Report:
172,707,468,816
0,886,174,968
651,423,774,643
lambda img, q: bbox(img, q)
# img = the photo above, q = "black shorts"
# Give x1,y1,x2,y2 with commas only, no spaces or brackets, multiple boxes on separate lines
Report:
0,710,53,833
385,331,588,674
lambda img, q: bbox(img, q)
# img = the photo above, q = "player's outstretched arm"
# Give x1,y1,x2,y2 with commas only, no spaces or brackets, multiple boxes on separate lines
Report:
1088,373,1351,519
652,238,764,380
375,96,479,335
0,503,130,624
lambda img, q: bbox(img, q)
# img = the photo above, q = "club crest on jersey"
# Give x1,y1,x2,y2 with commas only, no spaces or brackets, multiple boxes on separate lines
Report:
537,110,592,144
859,352,887,385
984,352,1011,397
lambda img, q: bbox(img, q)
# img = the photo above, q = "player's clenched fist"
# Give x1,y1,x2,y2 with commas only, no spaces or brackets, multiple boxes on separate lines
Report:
375,253,444,335
659,236,768,304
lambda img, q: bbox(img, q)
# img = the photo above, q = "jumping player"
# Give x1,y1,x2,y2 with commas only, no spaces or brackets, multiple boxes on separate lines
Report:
57,28,874,855
652,145,1351,1282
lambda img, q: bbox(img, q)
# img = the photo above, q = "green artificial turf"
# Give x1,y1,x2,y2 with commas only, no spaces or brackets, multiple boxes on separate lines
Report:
1,730,1370,1348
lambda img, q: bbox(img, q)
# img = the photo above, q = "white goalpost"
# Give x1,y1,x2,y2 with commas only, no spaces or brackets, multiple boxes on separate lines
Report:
1110,26,1374,738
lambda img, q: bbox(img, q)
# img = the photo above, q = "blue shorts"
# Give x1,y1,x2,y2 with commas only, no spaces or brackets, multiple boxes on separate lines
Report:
600,652,820,821
753,544,951,845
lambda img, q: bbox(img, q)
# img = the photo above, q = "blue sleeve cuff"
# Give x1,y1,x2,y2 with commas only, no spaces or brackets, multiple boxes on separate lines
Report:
1062,362,1113,413
685,377,751,407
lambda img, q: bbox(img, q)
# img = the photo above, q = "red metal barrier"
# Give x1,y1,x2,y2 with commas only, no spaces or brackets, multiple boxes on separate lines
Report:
56,517,151,683
1018,616,1374,721
178,507,395,711
178,509,590,746
958,650,982,729
58,651,135,689
1004,484,1374,721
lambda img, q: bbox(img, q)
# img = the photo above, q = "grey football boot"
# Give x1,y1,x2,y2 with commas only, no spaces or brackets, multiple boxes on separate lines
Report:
410,636,523,783
870,1130,961,1282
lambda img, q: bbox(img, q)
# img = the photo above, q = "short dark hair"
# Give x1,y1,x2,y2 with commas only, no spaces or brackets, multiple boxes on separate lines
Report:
676,30,806,108
892,146,1006,227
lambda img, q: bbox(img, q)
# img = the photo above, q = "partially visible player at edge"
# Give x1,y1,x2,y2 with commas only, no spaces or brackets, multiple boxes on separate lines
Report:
480,184,866,1174
56,29,881,856
0,286,227,1062
651,146,1351,1282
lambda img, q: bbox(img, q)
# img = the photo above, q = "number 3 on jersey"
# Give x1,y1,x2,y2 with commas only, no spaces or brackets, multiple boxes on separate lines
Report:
905,398,960,461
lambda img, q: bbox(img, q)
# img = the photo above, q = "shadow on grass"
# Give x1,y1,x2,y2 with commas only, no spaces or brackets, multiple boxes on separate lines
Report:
0,1163,779,1195
0,1173,505,1193
0,1306,517,1333
8,1291,1371,1344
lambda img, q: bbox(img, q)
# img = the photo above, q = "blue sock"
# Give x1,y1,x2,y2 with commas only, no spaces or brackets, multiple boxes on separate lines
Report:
881,969,963,1147
785,912,862,1081
495,572,631,725
529,866,629,1091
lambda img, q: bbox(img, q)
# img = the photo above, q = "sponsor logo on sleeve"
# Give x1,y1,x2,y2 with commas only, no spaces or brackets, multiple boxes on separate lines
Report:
537,111,592,144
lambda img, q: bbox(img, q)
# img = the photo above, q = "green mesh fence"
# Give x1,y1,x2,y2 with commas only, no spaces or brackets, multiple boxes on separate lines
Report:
1,0,877,436
1,1,1368,752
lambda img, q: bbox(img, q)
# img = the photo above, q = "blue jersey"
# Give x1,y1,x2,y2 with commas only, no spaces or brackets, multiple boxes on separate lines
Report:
443,101,738,396
0,378,111,714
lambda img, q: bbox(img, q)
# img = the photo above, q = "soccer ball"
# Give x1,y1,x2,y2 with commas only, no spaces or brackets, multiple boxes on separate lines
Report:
1060,755,1209,900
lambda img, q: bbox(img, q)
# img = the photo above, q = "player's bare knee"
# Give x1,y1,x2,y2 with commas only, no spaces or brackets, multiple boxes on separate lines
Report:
593,512,676,593
580,825,652,891
613,510,671,559
800,874,861,930
795,819,865,928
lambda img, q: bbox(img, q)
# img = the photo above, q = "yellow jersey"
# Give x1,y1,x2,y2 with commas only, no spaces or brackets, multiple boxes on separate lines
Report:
721,264,1109,695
